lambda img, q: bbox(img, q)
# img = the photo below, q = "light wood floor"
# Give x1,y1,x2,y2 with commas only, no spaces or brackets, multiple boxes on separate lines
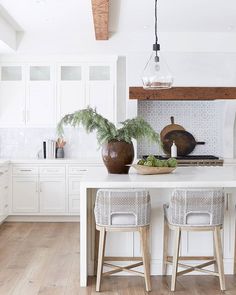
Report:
0,222,236,295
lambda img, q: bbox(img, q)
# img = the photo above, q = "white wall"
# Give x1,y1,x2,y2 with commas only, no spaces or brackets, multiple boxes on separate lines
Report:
1,30,236,159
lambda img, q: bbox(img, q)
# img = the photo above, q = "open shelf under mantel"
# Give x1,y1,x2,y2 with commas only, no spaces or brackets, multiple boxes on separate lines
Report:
129,87,236,101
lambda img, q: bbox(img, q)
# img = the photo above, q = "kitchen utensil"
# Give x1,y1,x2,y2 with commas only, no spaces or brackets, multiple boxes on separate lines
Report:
162,130,205,156
160,116,185,141
131,164,176,175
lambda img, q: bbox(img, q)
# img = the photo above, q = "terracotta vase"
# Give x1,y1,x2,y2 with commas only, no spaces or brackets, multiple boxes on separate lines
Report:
102,141,134,174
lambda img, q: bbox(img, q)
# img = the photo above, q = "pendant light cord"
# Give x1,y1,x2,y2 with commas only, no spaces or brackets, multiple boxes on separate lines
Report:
153,0,160,61
155,0,158,45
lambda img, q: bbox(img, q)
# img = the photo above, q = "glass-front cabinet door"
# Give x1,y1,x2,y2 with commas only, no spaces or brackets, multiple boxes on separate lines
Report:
86,64,115,122
26,65,56,127
57,65,86,120
0,65,26,127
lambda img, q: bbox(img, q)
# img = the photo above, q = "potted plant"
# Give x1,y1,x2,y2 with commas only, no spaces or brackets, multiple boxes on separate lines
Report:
57,107,160,174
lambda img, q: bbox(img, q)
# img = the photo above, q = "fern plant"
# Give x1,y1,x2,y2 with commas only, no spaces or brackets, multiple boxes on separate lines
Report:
57,107,160,146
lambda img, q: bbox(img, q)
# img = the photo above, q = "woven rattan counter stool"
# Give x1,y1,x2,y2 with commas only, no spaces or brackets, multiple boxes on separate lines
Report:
163,189,225,292
94,189,151,292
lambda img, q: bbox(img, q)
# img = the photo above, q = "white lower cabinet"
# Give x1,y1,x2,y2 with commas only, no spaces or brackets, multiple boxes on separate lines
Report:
39,178,66,213
12,177,39,213
0,165,9,221
11,164,85,216
68,173,85,214
69,195,80,213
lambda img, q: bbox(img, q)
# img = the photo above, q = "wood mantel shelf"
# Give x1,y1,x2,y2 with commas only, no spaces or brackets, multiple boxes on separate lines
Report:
129,87,236,101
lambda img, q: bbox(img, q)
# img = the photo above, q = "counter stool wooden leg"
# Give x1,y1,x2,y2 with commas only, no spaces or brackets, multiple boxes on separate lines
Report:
96,227,106,292
163,217,169,276
171,227,181,292
213,231,218,273
213,226,225,291
140,226,151,292
94,228,99,275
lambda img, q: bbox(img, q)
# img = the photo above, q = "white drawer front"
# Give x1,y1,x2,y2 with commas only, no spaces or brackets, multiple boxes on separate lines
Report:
40,166,65,176
68,166,87,175
13,166,38,176
69,178,82,195
69,195,80,213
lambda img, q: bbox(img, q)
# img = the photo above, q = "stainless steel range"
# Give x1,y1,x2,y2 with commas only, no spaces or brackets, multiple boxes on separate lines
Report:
143,155,224,167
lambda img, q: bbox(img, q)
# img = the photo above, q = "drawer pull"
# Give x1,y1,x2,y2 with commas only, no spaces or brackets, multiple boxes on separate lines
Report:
4,186,8,189
0,172,3,176
20,169,32,172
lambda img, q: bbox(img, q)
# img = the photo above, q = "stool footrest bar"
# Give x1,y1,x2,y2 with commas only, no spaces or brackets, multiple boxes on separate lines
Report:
104,256,143,261
103,262,144,276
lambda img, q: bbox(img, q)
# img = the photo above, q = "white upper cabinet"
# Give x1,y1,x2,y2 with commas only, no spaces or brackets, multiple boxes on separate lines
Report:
0,65,26,127
86,64,115,122
26,65,56,127
0,57,118,127
57,65,86,120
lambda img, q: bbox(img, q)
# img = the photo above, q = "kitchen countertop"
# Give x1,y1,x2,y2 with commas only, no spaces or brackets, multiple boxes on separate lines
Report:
0,160,10,165
0,158,103,165
82,165,236,188
0,157,235,166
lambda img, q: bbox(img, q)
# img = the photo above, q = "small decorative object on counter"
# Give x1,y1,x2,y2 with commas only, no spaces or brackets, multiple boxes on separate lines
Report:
171,141,177,158
56,138,66,158
132,155,177,175
42,139,57,159
57,107,160,174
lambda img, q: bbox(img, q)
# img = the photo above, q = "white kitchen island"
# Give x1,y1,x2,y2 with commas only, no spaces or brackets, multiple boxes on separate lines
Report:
80,166,236,287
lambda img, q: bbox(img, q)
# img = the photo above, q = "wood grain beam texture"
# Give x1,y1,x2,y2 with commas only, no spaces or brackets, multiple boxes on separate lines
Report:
129,87,236,101
91,0,109,40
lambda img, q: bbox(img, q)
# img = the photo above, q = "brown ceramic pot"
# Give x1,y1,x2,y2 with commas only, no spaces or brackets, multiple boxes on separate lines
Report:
102,140,134,174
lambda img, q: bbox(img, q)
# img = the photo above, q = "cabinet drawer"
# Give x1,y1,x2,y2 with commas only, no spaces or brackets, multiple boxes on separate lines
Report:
40,166,65,176
69,178,82,195
69,195,80,213
68,166,87,175
13,166,38,176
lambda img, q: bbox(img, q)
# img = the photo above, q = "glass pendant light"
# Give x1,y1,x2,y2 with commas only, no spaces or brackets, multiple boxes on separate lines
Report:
142,0,173,89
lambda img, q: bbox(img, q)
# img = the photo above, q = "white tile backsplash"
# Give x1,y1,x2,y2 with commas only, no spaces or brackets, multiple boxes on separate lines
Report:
0,127,100,159
137,100,222,157
0,101,223,159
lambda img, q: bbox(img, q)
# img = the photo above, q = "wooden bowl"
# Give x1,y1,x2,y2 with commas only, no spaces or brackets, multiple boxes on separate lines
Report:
131,164,176,175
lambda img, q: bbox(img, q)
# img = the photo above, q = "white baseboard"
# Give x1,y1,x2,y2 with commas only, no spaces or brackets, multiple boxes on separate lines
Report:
6,215,80,222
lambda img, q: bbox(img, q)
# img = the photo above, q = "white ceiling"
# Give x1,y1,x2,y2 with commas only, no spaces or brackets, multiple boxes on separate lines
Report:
0,0,235,35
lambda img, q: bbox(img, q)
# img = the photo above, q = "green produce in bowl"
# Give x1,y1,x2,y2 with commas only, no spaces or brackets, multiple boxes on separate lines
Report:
167,158,177,167
137,156,177,168
155,159,163,167
137,159,145,165
162,160,168,167
144,160,153,167
146,155,156,165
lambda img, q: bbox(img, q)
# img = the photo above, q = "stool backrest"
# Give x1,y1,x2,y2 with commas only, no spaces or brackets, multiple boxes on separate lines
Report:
170,189,224,226
94,189,151,227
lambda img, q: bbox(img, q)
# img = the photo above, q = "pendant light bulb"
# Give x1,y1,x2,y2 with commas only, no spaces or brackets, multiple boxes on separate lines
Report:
142,52,173,89
141,0,173,90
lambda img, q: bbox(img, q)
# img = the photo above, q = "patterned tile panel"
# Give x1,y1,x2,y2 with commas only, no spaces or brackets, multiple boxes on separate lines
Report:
137,101,222,157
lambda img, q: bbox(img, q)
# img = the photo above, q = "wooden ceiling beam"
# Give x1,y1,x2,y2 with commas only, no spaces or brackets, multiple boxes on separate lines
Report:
91,0,109,40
